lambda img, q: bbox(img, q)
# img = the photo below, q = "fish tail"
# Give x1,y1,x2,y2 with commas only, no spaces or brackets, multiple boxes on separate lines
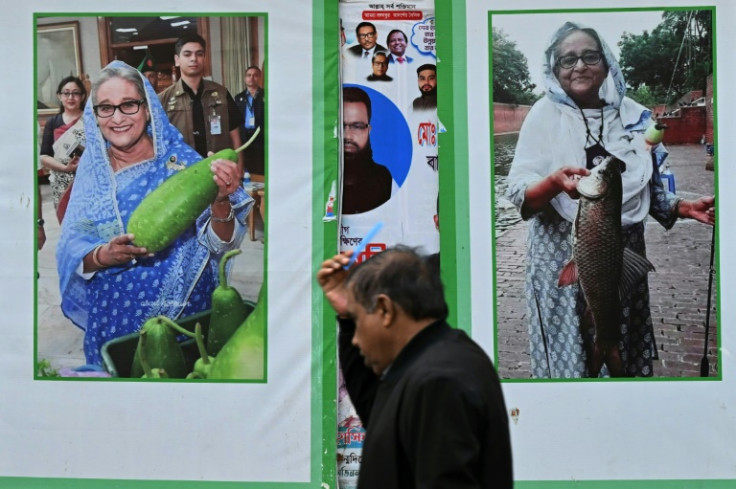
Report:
589,340,627,378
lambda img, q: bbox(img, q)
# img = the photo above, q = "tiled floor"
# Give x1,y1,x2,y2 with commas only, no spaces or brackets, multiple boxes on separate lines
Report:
36,181,264,371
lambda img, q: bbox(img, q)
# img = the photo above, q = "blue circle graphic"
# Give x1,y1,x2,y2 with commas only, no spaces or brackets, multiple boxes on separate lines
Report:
344,83,412,187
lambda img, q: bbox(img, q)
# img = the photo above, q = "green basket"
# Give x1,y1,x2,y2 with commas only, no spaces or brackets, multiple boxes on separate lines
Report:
100,301,255,378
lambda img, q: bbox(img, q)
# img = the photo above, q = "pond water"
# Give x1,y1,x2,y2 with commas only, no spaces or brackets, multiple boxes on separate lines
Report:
492,132,522,235
493,132,518,177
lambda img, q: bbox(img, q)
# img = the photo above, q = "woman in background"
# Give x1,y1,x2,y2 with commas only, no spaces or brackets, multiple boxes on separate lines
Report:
40,76,87,214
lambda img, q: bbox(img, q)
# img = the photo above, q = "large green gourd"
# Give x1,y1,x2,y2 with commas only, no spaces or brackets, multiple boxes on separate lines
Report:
130,316,194,378
127,128,260,252
208,285,266,380
207,249,251,356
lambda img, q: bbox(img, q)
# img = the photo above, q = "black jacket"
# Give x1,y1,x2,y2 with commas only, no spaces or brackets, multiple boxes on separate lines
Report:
339,318,513,489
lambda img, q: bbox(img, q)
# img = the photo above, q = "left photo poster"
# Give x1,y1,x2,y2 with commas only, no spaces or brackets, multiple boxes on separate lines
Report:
4,2,340,487
36,14,268,380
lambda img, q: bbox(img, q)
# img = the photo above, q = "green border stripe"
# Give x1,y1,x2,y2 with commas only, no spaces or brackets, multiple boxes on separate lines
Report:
436,0,471,332
313,0,340,487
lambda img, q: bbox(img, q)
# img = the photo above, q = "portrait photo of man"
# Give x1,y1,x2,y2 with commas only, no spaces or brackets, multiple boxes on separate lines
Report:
366,52,393,82
413,63,437,110
342,86,394,214
346,21,387,59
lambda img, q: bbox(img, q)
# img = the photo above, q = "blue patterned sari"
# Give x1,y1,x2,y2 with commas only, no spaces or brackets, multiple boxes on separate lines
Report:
57,61,253,365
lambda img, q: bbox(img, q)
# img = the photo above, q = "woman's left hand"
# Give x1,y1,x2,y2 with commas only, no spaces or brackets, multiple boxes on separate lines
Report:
210,158,241,202
680,195,715,225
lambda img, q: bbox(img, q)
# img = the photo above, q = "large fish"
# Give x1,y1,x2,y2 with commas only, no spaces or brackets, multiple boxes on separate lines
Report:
558,156,655,377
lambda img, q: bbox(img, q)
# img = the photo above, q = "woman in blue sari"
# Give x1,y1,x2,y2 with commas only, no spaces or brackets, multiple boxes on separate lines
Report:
57,61,253,365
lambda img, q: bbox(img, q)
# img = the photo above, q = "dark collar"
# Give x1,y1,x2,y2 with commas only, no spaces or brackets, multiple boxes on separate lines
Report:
181,78,205,99
382,319,449,382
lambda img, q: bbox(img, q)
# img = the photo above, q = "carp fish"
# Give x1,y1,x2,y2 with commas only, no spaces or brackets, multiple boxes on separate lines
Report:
558,156,655,377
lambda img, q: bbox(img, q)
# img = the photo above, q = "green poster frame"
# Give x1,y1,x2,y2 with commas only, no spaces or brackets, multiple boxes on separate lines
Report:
437,0,730,486
23,2,340,488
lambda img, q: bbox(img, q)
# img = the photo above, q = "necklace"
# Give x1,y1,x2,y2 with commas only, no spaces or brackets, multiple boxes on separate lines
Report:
579,106,604,147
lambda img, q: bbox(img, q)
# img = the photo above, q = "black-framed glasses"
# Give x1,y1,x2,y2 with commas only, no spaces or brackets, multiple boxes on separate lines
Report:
357,32,376,39
343,122,369,132
60,91,83,98
556,51,602,69
93,99,147,118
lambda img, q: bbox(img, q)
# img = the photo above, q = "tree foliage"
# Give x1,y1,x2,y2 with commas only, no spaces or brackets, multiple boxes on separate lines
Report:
618,10,712,105
492,27,537,105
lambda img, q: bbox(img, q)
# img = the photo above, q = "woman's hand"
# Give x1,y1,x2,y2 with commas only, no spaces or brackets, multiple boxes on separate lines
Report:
549,167,590,199
84,233,150,272
65,155,81,173
316,252,354,318
522,166,590,215
679,196,715,225
210,158,241,202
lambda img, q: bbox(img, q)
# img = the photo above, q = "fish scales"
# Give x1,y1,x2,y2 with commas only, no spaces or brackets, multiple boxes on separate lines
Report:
557,156,645,377
573,163,624,347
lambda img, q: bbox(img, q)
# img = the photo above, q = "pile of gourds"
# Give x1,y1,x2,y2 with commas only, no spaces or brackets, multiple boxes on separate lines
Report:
123,133,265,380
130,249,265,380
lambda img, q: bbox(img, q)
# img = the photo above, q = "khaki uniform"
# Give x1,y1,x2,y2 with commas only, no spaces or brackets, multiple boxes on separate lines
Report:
158,79,233,154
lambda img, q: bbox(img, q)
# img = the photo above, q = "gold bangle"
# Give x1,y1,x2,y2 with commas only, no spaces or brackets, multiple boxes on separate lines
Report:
92,245,105,268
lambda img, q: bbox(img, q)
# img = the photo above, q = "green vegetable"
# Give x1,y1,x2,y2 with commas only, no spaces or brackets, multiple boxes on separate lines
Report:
36,359,59,378
208,285,266,380
127,127,261,252
130,316,194,379
191,322,214,379
207,249,251,355
138,330,169,379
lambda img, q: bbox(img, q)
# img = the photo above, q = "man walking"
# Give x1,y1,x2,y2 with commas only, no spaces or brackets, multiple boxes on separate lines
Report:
317,246,514,489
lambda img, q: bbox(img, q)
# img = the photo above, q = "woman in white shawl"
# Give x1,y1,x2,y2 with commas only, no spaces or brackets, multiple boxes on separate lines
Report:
506,22,714,378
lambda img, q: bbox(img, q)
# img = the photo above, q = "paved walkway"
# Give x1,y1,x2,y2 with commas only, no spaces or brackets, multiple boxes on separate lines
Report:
495,144,718,379
36,184,264,372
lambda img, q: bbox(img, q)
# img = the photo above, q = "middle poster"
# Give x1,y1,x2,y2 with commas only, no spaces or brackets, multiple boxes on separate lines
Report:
338,0,439,259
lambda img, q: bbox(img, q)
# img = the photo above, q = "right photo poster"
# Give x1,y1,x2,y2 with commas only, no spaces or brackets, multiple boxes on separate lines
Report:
438,0,734,486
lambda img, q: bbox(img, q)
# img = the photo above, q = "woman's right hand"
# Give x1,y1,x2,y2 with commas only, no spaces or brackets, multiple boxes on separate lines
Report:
549,166,590,199
522,166,590,215
84,233,151,272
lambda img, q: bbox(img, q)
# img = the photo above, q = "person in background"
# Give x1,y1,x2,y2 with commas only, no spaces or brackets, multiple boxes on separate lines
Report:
138,50,159,92
412,64,437,110
159,33,245,174
40,76,87,215
37,122,46,250
505,22,714,378
57,61,252,366
317,246,513,489
234,65,265,176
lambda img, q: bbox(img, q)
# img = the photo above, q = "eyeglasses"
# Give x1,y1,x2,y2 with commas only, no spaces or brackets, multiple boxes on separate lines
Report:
357,32,376,39
373,61,387,66
60,91,83,98
343,122,369,132
556,51,603,69
93,99,147,118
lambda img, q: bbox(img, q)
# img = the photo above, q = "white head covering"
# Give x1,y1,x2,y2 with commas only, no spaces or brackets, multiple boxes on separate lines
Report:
511,22,656,225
